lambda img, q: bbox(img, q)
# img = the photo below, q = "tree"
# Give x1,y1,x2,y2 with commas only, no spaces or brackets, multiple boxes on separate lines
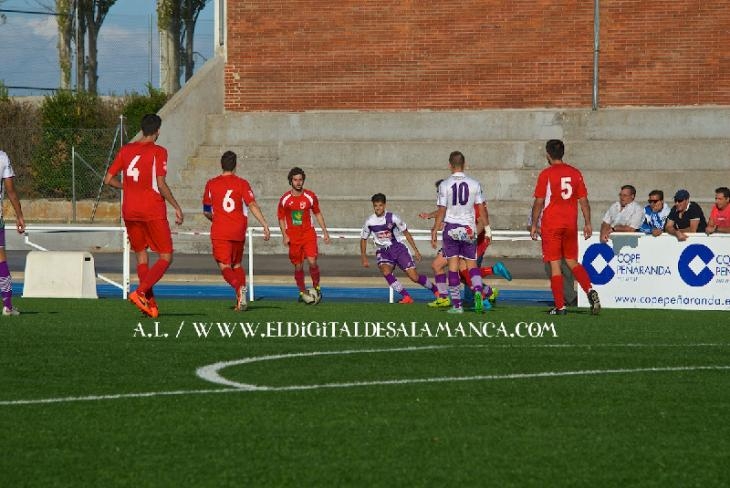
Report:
52,0,116,94
157,0,206,94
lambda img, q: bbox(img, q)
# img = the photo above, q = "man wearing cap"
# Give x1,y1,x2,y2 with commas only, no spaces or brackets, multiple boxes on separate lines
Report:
665,189,707,241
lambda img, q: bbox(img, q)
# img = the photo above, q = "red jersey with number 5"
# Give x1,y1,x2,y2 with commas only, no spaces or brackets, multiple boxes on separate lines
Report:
278,189,320,240
533,162,588,230
108,141,168,221
203,174,255,241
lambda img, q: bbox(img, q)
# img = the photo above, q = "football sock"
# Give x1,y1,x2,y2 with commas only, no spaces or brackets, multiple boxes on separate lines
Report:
385,273,405,294
294,269,306,292
480,266,494,277
234,266,246,287
136,263,153,298
448,270,462,309
435,273,448,297
571,264,592,293
0,261,13,309
416,274,437,294
222,267,240,290
138,259,170,295
459,269,471,287
310,265,321,289
468,267,484,294
550,275,565,309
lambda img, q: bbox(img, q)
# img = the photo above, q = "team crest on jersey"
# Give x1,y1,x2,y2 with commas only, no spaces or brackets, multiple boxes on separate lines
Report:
299,202,306,209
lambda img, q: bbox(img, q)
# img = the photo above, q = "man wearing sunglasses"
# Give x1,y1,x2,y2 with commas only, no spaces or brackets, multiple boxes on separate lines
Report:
640,190,671,236
665,189,707,241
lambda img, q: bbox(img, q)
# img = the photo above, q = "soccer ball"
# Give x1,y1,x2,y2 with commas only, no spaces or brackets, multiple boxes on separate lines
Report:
307,287,322,305
300,289,316,304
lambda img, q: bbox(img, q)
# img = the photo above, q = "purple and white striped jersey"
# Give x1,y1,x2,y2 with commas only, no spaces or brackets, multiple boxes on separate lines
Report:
0,151,16,220
361,211,408,249
437,172,484,226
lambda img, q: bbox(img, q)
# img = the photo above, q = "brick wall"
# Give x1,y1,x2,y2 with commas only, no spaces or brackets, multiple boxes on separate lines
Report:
224,0,730,111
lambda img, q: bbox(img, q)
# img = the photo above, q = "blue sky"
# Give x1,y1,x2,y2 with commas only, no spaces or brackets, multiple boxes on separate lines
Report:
0,0,214,95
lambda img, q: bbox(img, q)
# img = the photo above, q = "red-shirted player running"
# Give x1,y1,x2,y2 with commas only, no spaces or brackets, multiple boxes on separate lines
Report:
530,139,600,315
104,114,184,318
203,151,271,311
278,167,331,302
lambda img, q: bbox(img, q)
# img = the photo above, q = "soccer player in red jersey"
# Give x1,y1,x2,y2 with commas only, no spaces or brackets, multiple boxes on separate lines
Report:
530,139,601,315
278,167,331,301
104,114,184,318
203,151,271,311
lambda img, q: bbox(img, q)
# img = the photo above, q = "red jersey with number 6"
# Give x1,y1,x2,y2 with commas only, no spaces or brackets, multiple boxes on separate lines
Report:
203,174,255,241
278,189,320,241
108,141,168,221
533,162,588,230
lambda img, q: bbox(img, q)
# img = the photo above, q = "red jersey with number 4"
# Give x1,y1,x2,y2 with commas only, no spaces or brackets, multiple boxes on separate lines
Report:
278,189,320,240
108,141,168,221
534,162,588,230
203,174,255,241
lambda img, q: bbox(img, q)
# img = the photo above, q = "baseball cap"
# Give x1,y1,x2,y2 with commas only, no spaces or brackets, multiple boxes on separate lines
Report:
673,189,690,201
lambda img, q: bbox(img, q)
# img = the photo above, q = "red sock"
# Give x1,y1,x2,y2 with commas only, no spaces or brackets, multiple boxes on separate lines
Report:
459,269,472,287
294,269,306,292
480,266,494,277
136,263,153,297
572,264,592,293
550,275,565,309
138,259,170,295
310,265,321,288
222,267,240,289
234,266,246,287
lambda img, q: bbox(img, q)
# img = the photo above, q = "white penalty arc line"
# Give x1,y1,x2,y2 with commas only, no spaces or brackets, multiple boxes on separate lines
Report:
2,343,730,406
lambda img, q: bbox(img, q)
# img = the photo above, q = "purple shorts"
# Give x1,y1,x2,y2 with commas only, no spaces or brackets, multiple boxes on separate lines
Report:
442,222,477,260
376,242,415,271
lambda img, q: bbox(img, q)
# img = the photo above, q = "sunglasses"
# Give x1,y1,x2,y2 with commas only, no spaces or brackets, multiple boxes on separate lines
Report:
648,199,661,203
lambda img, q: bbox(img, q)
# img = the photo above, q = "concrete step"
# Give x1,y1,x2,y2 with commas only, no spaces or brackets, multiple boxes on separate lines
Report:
189,138,730,171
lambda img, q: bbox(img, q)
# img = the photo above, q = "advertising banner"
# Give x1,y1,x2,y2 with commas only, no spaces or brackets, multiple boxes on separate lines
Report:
578,234,730,310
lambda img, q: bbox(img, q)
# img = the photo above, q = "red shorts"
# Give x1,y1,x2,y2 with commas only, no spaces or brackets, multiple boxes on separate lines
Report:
211,239,244,266
540,227,578,262
288,235,318,265
126,219,173,254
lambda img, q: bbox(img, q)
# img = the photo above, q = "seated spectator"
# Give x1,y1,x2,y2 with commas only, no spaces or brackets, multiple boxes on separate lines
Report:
665,189,707,241
599,185,644,242
706,186,730,234
640,189,671,236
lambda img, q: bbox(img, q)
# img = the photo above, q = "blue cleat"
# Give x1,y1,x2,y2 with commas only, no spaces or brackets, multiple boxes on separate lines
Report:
493,261,513,281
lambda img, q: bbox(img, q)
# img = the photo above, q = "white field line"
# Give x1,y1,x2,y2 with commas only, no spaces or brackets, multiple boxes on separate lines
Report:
2,344,729,406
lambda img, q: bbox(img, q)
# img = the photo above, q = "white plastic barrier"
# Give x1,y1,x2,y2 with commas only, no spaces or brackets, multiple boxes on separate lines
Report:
23,251,98,299
578,233,730,310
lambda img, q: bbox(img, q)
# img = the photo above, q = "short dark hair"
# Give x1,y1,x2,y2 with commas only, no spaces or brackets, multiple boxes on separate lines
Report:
221,151,237,171
287,167,306,185
449,151,465,168
621,185,637,197
546,139,564,160
716,187,730,199
140,114,162,136
649,189,664,200
371,193,386,204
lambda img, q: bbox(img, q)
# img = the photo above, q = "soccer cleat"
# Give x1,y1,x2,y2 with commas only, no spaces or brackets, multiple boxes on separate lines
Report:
428,296,451,308
492,261,513,281
236,285,248,311
399,295,414,304
2,306,20,316
587,289,601,315
447,306,464,314
474,291,483,313
147,296,159,319
488,287,499,304
298,291,306,303
315,286,322,303
548,307,568,315
129,290,154,317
